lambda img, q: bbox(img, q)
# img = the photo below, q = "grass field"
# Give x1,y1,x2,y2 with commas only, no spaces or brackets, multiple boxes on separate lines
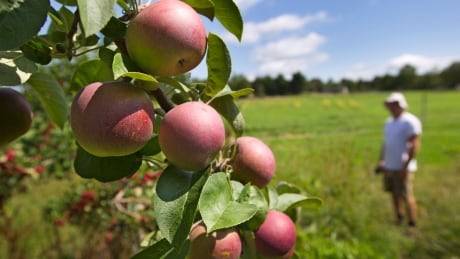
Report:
2,91,460,258
238,91,460,258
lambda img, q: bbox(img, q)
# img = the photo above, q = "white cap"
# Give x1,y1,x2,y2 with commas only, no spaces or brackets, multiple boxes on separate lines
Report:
385,92,408,109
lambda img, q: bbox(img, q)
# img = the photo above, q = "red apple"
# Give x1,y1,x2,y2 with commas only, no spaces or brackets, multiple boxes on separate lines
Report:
0,88,33,147
255,210,296,258
188,221,242,259
231,136,276,188
125,0,207,76
70,81,154,157
158,101,225,171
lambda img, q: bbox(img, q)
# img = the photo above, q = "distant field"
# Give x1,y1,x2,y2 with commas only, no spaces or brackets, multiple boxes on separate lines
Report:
238,91,460,258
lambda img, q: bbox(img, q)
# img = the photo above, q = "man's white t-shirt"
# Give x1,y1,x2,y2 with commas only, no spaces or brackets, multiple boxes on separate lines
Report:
383,112,422,172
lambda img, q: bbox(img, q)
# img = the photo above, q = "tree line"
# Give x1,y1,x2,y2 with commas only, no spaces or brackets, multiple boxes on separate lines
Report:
228,61,460,97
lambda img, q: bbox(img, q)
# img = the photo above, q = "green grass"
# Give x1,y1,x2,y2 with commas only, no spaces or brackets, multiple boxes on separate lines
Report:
238,91,460,258
2,91,460,258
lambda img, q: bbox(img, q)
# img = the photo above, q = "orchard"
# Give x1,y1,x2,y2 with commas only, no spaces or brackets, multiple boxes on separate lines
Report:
0,0,321,258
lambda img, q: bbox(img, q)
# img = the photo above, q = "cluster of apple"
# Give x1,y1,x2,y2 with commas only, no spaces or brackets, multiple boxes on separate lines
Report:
66,0,297,258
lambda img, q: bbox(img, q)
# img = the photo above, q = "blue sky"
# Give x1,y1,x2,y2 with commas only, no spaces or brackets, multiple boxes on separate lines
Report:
193,0,460,81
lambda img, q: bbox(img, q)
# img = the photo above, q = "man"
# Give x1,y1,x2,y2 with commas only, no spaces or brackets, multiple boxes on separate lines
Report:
376,92,422,229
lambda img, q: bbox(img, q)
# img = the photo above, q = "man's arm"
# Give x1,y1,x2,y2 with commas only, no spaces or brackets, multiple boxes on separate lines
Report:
401,134,421,176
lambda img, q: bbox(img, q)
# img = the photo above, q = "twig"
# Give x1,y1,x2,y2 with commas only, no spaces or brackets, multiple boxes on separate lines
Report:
151,89,175,112
67,10,80,60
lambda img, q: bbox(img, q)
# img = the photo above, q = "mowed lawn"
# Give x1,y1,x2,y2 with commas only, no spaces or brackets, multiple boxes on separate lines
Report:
238,91,460,258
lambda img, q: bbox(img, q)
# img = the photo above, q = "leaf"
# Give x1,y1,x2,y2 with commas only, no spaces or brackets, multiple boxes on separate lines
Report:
101,16,127,39
20,39,52,65
55,0,77,5
264,185,279,210
237,184,268,230
206,33,231,96
99,47,116,67
131,238,190,259
276,181,302,194
47,6,74,34
124,72,158,83
0,51,37,86
27,73,68,129
276,193,323,212
213,85,254,99
70,59,113,92
154,165,209,248
199,173,257,232
112,52,138,79
77,0,116,36
211,0,243,41
0,0,50,50
138,135,161,156
74,145,141,182
230,180,244,201
209,95,245,136
182,0,215,20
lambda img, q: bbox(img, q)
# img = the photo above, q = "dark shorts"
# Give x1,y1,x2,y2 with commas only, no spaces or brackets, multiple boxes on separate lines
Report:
383,171,414,198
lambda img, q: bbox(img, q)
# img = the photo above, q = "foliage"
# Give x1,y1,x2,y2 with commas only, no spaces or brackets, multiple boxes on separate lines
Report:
0,0,321,258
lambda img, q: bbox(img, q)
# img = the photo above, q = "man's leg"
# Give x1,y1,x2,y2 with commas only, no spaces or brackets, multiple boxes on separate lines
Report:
405,173,417,227
406,196,417,227
392,194,405,224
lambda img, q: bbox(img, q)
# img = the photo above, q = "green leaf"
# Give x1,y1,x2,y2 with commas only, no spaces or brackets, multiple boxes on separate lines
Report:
55,0,77,5
74,145,141,182
70,59,113,92
77,0,116,36
206,33,231,96
199,173,257,232
237,184,268,230
214,85,254,99
138,135,161,156
182,0,215,20
276,181,302,194
264,185,279,210
209,95,245,136
101,16,127,39
276,193,323,212
154,165,209,248
47,6,74,34
124,72,158,83
27,73,68,129
230,180,244,201
211,0,243,41
132,239,172,259
0,51,37,86
99,47,116,67
112,52,138,79
0,0,50,50
20,39,52,65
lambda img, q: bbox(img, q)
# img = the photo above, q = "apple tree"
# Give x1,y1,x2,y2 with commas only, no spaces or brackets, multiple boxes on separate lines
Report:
0,0,322,258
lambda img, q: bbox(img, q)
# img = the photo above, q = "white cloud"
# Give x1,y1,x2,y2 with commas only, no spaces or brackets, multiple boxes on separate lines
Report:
223,11,329,44
252,33,329,77
258,53,329,78
342,54,457,80
234,0,262,11
253,33,326,62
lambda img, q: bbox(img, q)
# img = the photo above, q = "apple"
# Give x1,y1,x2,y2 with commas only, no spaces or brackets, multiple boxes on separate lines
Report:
230,136,276,188
254,210,296,259
70,81,154,157
125,0,207,76
188,221,242,259
158,101,225,171
0,88,33,147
